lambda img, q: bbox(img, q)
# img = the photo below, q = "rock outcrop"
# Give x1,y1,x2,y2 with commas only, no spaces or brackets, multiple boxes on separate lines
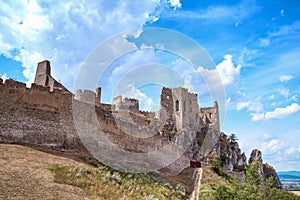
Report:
249,149,282,188
248,149,262,163
218,132,247,171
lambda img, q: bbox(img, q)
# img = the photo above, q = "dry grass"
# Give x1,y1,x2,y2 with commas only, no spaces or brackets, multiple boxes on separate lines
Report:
291,191,300,196
0,144,184,200
0,144,89,200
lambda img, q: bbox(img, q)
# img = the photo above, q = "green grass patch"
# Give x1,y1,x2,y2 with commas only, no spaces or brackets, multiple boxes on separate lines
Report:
49,164,185,200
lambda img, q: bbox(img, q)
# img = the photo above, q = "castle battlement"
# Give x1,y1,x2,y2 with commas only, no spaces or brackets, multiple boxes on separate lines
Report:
0,60,222,175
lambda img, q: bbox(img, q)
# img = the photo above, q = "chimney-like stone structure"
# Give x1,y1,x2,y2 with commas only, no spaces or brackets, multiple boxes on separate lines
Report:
96,87,101,104
33,60,70,93
34,60,51,86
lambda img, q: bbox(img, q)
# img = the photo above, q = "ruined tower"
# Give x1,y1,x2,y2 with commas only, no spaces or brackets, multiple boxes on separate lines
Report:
34,60,51,86
199,101,220,132
96,87,101,105
159,87,200,132
34,60,70,93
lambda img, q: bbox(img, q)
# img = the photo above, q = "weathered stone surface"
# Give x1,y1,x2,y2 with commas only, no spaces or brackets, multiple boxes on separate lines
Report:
0,60,224,175
249,149,282,188
249,148,263,163
262,163,282,188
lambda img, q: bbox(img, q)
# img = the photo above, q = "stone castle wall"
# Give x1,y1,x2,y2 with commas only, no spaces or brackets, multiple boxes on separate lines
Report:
0,60,223,175
0,77,169,155
0,78,85,153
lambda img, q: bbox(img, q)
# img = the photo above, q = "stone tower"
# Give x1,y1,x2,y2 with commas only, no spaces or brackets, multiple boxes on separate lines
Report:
159,87,199,132
96,87,101,105
34,60,51,86
34,60,70,93
199,101,220,132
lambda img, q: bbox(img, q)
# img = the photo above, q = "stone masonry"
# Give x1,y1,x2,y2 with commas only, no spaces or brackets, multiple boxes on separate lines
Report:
0,60,222,175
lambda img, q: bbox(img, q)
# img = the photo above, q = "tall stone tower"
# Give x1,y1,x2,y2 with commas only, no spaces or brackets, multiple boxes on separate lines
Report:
34,60,51,86
159,87,199,132
96,87,101,105
34,60,70,93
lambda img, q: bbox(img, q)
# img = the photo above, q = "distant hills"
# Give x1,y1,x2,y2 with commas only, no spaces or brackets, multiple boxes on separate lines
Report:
278,171,300,191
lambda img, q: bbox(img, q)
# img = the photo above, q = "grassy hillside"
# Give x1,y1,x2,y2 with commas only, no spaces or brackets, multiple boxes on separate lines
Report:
0,144,185,200
0,144,88,200
1,144,298,199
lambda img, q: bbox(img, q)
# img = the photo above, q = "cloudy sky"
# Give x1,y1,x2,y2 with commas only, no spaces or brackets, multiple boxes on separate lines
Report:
0,0,300,171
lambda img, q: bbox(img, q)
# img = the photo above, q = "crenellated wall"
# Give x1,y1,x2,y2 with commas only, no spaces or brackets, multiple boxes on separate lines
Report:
0,60,223,175
0,78,87,153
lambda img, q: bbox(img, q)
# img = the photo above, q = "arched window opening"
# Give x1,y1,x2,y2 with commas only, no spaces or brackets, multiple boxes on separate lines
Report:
175,100,179,111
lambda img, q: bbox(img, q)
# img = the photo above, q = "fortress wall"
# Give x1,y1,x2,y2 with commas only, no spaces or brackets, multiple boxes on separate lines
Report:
0,78,169,155
199,101,220,132
0,79,87,153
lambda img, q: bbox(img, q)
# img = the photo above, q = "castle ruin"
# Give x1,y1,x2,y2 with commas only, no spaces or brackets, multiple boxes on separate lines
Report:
0,60,223,174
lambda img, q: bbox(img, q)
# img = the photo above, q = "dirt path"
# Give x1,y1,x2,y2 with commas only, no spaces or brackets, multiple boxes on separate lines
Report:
189,168,203,200
0,144,89,200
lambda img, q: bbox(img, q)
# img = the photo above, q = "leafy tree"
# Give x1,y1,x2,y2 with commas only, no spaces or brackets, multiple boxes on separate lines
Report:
212,161,300,200
245,161,262,187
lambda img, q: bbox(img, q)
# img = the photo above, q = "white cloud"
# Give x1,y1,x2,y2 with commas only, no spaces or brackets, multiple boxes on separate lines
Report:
165,0,260,23
236,101,250,111
0,0,166,88
261,139,287,153
265,103,300,119
259,38,270,46
226,91,246,104
278,88,289,98
216,54,241,86
236,100,263,113
252,103,300,121
286,146,300,155
279,75,293,82
269,94,275,100
251,113,265,122
197,54,241,88
121,84,154,111
168,0,182,10
0,73,7,81
108,49,159,86
291,95,298,102
280,9,284,17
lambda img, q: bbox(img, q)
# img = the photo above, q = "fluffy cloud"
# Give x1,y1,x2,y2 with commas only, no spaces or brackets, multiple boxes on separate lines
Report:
279,75,293,82
196,54,241,89
0,0,171,88
120,84,154,111
251,103,300,121
265,103,300,119
216,54,241,87
261,139,287,153
251,113,265,122
236,100,263,113
168,0,182,10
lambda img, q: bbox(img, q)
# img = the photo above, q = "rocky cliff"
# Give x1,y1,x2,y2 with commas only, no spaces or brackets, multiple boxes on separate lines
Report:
248,149,282,188
218,132,247,171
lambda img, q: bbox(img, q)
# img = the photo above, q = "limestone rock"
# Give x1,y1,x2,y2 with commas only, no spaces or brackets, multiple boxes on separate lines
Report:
248,149,282,188
248,149,262,163
218,132,247,171
262,163,282,188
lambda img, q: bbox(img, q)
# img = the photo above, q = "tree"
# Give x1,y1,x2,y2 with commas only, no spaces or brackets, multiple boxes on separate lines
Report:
229,133,238,142
245,161,262,187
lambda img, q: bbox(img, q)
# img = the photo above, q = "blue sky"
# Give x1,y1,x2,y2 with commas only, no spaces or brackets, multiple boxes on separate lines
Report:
0,0,300,171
